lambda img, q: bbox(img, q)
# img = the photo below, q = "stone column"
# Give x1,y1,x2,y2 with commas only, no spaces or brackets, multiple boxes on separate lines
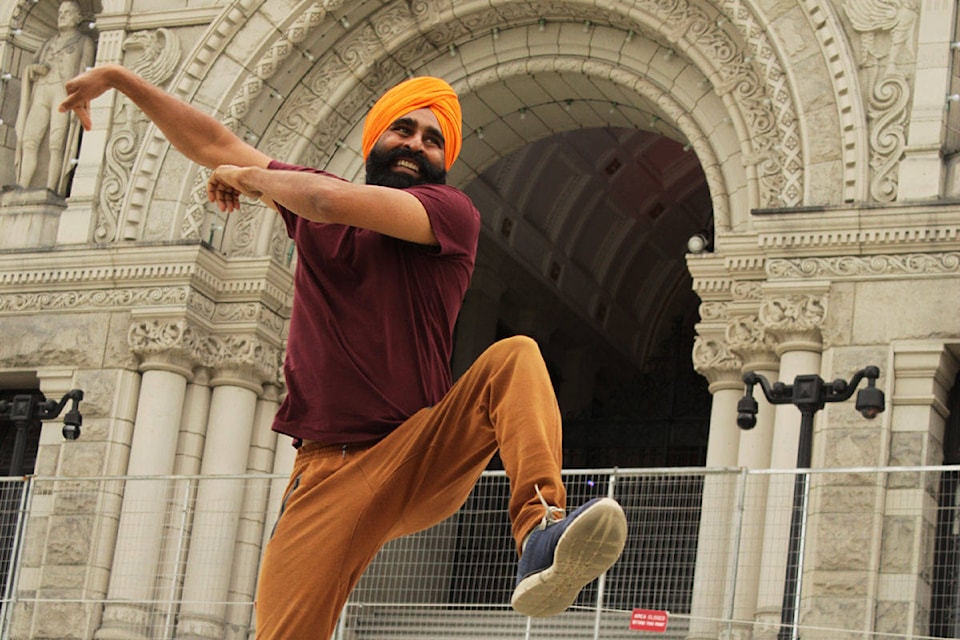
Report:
154,368,212,638
686,332,742,640
726,315,780,639
751,292,826,640
96,320,196,640
176,341,271,640
873,344,958,638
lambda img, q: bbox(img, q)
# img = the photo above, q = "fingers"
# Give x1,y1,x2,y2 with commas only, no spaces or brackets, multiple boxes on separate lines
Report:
207,173,242,213
58,88,92,130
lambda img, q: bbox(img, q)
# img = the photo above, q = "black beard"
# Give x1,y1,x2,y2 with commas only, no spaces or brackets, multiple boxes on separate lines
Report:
365,146,447,188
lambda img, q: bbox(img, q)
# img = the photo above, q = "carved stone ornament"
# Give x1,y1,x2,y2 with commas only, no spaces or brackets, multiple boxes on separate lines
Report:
768,253,960,280
758,294,827,334
127,319,281,383
725,314,777,358
844,0,919,202
129,0,807,251
98,28,182,242
692,335,742,380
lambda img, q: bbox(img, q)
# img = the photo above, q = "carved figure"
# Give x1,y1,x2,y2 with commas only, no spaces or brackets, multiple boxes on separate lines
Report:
845,0,918,88
14,1,95,193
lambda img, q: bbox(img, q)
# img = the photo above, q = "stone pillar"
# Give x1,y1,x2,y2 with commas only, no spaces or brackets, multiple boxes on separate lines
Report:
176,358,265,640
872,344,959,638
686,332,742,640
751,292,826,640
152,368,212,637
96,325,194,640
727,315,780,639
225,383,281,640
451,263,505,379
898,0,957,200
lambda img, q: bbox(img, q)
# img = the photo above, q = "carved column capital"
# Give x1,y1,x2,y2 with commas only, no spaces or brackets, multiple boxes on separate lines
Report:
759,293,826,354
204,335,283,394
127,319,199,378
692,335,743,391
725,314,779,372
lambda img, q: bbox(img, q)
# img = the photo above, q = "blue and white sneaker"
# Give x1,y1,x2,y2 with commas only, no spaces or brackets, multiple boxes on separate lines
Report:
511,487,627,617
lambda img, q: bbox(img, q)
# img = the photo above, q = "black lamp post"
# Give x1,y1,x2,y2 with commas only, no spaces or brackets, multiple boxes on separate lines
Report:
0,390,83,476
736,367,884,640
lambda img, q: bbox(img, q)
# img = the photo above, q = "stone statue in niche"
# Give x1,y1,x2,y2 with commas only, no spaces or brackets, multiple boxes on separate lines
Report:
14,1,95,194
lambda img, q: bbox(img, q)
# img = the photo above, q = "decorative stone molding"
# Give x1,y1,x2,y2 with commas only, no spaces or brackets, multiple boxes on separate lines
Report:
768,252,960,280
127,318,281,386
179,3,330,247
98,28,182,242
843,0,918,202
0,286,187,313
124,0,811,250
866,74,910,202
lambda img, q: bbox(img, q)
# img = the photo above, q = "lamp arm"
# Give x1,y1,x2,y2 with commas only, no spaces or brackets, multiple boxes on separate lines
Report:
36,389,84,421
823,366,880,404
743,371,793,406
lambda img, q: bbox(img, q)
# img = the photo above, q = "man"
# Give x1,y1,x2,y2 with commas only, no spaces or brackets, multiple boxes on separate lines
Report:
16,1,94,192
60,64,627,640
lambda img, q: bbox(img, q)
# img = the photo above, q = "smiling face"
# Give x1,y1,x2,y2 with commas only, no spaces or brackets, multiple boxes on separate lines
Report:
365,108,447,188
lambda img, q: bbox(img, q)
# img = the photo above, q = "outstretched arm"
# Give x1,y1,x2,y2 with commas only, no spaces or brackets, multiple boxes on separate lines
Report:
59,64,271,171
207,165,439,246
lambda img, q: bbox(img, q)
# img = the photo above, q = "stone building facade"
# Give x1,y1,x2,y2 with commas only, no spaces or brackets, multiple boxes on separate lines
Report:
0,0,956,639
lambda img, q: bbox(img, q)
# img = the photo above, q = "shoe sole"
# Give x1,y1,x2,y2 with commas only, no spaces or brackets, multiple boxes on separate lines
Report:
511,497,627,617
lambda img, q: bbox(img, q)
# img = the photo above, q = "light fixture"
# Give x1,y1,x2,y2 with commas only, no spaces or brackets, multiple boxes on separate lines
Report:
736,366,884,638
686,233,708,254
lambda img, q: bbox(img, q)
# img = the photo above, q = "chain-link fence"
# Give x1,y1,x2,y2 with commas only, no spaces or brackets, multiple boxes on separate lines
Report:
0,466,957,639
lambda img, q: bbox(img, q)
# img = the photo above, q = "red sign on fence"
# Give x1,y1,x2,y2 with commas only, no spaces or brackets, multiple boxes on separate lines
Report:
630,608,669,632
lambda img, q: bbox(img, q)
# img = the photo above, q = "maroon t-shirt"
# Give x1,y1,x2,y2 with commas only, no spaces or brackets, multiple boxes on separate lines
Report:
268,161,481,444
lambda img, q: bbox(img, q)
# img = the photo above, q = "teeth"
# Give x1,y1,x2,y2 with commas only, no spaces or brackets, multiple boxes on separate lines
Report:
396,159,419,172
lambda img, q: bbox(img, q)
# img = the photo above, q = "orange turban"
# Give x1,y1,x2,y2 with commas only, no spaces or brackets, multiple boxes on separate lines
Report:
361,76,462,170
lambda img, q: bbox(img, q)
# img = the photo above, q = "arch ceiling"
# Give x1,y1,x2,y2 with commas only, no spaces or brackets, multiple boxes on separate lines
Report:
108,0,860,369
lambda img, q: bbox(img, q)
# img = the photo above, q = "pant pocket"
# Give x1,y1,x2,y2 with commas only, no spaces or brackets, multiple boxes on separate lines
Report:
269,473,301,540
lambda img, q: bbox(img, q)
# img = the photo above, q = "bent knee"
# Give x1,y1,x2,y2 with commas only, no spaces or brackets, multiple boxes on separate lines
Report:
482,335,542,364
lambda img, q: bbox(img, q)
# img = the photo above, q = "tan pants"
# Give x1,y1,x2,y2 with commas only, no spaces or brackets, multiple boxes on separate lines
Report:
255,336,566,639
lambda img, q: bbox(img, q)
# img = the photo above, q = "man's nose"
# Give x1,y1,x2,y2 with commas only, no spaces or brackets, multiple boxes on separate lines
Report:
403,134,424,152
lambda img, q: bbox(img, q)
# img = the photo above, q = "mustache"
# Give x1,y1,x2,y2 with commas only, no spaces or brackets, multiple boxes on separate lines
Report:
365,146,446,187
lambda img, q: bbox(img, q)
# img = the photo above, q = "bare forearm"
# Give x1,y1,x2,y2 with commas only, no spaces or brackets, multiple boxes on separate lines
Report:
62,64,269,170
106,66,244,168
208,165,437,245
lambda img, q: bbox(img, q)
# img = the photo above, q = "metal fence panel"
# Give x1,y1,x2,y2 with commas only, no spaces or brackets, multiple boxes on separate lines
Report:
0,467,955,639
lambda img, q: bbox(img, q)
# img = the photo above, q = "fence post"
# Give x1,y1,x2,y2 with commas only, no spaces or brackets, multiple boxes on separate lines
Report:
591,468,619,640
0,476,31,640
722,468,749,638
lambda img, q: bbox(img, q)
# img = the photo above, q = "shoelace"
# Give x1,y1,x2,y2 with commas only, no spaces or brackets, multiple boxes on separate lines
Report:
534,484,566,530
